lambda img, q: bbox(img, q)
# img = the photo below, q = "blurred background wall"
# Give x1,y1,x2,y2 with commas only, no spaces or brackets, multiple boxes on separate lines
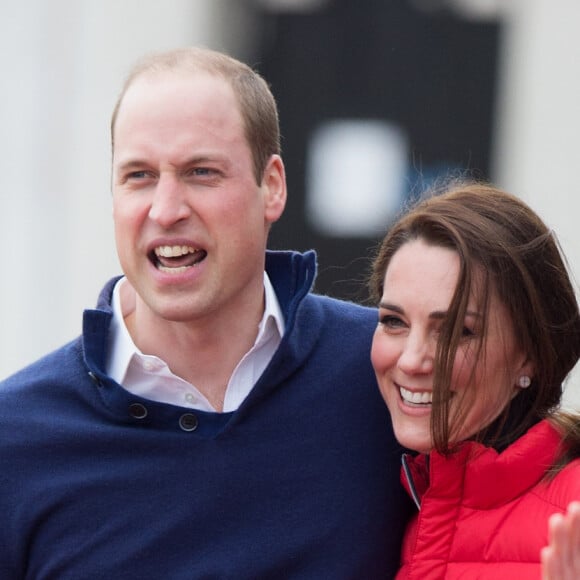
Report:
1,0,578,408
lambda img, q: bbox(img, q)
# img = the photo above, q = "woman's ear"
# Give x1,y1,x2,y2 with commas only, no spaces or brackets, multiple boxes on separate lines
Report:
515,358,535,390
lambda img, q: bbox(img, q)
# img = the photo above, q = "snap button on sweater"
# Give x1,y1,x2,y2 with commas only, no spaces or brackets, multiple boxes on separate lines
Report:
128,403,148,419
179,413,198,432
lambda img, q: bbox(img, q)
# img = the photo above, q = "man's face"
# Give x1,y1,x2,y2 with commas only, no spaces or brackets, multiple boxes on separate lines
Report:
111,71,285,327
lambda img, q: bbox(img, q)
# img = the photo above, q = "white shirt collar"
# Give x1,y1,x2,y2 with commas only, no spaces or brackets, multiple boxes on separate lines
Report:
106,273,284,411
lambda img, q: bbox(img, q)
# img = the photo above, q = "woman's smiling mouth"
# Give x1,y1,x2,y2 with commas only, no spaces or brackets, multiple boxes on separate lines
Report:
399,386,433,405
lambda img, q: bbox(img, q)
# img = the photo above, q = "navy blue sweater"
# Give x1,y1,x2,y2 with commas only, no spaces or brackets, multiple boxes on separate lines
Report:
0,251,411,579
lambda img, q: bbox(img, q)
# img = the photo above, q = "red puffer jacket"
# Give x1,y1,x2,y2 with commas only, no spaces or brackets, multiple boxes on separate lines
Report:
397,420,580,579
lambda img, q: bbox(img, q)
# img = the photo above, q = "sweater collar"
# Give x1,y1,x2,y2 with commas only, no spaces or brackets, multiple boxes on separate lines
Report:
82,250,317,382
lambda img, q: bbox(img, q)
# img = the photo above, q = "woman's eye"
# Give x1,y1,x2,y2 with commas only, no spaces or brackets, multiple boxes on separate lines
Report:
461,326,476,338
379,315,406,329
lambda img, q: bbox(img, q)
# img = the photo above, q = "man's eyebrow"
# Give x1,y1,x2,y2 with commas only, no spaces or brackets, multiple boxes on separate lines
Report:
115,159,148,171
115,154,229,170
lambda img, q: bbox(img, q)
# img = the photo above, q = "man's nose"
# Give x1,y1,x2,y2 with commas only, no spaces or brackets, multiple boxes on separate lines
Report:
148,175,192,227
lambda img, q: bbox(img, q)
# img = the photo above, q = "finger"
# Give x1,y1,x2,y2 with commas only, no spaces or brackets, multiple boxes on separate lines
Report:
566,502,580,577
547,512,567,579
541,545,556,580
568,502,580,557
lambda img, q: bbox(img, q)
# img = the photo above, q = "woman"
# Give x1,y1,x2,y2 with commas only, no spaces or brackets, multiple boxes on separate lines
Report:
369,182,580,579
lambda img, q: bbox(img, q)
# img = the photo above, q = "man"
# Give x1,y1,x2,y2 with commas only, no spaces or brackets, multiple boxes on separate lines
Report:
0,47,410,579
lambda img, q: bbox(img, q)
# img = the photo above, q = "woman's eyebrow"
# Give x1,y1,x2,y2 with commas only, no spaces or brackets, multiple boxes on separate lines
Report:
378,302,481,320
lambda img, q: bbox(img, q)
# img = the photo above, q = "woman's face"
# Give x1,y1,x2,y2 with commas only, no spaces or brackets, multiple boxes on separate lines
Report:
371,238,532,454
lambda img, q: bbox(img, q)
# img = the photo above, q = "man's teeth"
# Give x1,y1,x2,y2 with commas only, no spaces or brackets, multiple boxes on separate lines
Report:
153,245,201,274
158,265,191,274
400,386,433,405
155,245,198,258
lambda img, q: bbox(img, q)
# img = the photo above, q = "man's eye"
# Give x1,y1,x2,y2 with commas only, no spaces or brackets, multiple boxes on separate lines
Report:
189,167,220,178
127,171,148,179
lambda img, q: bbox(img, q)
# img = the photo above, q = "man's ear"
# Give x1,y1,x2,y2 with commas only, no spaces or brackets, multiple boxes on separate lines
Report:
262,155,287,225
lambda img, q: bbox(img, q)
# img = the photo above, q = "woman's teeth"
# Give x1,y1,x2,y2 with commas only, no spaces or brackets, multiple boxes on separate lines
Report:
400,386,433,405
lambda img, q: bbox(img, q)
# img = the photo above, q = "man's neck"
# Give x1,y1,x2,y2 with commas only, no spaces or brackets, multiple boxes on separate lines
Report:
123,292,264,412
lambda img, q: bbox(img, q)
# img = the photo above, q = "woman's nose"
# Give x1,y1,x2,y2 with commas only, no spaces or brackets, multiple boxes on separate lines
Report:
397,332,434,375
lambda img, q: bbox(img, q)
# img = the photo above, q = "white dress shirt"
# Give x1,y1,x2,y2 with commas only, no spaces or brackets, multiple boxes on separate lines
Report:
106,273,284,412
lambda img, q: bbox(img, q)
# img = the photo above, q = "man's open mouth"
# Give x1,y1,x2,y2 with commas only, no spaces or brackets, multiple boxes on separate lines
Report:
150,245,207,274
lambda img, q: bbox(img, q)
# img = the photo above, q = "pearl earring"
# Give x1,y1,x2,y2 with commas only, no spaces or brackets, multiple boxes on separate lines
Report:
518,375,531,388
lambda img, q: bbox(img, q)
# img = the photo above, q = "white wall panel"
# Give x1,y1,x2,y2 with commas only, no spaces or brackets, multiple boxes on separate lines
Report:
0,0,227,377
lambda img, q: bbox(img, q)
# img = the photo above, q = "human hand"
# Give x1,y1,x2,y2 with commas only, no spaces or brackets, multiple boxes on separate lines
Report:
541,501,580,580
